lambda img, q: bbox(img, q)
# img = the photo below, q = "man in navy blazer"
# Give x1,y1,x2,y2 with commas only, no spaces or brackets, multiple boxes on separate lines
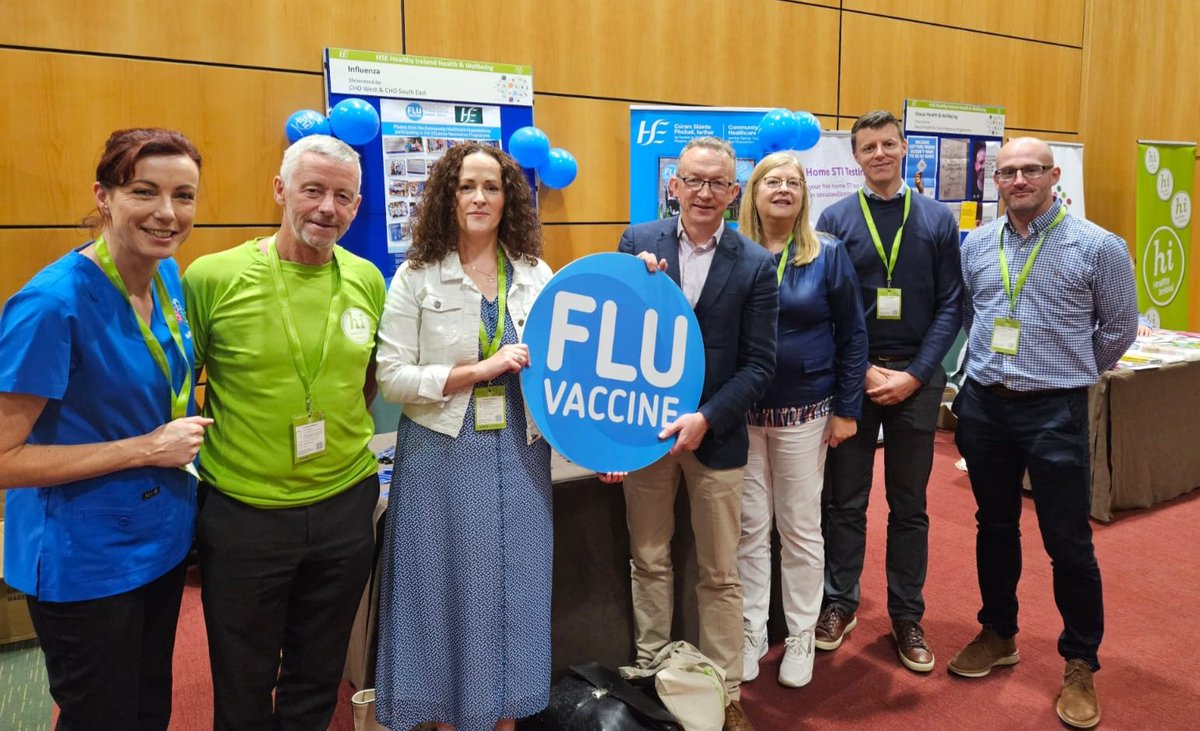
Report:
611,137,777,731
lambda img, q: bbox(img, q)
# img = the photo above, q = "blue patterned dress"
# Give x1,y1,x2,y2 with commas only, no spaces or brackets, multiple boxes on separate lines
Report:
376,264,553,731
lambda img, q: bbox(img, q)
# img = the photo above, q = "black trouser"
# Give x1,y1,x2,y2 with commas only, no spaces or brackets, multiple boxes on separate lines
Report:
26,560,187,731
197,475,379,731
822,361,944,622
954,379,1103,670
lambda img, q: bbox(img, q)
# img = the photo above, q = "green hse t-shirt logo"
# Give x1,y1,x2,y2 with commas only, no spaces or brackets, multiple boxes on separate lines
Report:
340,307,373,344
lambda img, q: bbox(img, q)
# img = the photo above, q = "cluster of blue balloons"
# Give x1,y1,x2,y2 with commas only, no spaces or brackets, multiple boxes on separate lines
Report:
285,99,381,146
508,126,578,189
757,109,822,153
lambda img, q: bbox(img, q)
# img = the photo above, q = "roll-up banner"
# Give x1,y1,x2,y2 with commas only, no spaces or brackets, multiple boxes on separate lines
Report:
1136,141,1194,330
1048,141,1087,220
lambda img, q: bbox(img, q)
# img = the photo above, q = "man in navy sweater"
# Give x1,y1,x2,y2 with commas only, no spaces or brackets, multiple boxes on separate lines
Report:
814,110,962,672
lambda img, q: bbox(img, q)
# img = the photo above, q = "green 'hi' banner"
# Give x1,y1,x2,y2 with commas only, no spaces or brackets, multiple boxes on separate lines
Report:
1136,142,1194,329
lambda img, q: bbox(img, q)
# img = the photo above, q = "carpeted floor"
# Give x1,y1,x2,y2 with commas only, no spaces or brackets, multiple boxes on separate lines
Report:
8,430,1200,729
0,639,50,730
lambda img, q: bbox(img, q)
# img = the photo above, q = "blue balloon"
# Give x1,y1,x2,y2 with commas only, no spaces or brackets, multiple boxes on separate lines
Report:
285,109,331,143
537,148,578,189
757,108,800,152
792,111,822,151
508,126,551,169
328,98,380,146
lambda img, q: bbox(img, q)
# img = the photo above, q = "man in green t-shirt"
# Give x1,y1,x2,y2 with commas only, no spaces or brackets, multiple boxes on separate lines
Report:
183,135,386,730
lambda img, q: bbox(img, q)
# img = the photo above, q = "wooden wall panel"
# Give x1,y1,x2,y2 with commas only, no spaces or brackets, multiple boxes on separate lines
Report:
0,2,403,72
535,96,630,224
0,227,275,303
1079,0,1200,327
541,225,629,273
837,14,1082,133
0,49,323,226
843,0,1085,46
403,0,841,111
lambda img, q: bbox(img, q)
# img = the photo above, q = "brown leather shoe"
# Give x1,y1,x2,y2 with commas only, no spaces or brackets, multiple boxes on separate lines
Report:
814,604,857,651
723,699,756,731
947,628,1020,678
1057,659,1101,728
891,619,935,672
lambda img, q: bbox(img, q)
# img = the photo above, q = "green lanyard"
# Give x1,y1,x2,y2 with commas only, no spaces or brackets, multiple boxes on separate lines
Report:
265,237,341,414
94,236,190,420
477,247,508,359
775,233,794,284
858,188,911,287
998,205,1067,313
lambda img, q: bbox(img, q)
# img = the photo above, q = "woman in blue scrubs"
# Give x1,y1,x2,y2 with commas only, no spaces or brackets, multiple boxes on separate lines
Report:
0,128,212,730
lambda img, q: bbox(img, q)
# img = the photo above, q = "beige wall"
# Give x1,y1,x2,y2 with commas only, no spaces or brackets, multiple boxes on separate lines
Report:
1,0,1197,323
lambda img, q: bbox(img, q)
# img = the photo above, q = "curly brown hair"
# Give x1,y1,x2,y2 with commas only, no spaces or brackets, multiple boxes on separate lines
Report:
406,143,543,267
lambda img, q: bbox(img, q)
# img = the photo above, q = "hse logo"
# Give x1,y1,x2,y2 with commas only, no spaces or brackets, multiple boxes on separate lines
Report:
635,119,669,146
405,103,424,121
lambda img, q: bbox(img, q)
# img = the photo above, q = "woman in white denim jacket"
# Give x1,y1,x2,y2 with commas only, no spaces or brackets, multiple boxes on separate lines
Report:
373,142,555,731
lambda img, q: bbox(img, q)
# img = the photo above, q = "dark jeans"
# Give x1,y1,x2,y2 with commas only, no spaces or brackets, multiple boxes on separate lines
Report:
954,378,1103,670
26,560,187,731
197,475,379,731
822,362,944,622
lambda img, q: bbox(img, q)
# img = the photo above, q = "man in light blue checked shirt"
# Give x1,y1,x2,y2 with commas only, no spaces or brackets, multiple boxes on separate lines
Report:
948,137,1137,730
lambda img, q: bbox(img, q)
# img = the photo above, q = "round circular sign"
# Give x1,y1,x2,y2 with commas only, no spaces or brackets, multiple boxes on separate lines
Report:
1142,226,1187,307
1171,191,1192,229
520,253,706,473
1144,146,1160,175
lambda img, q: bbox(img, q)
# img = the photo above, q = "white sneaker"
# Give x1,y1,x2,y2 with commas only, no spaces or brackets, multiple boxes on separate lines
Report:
779,632,815,688
743,628,768,682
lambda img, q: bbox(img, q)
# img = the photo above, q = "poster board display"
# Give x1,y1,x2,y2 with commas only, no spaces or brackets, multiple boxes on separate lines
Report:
325,48,535,278
903,99,1005,239
629,106,860,228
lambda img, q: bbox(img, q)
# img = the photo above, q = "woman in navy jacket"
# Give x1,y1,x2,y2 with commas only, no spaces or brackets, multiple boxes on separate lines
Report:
736,151,868,688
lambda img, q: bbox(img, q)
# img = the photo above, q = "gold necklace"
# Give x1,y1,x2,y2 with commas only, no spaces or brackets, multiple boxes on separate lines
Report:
467,262,496,282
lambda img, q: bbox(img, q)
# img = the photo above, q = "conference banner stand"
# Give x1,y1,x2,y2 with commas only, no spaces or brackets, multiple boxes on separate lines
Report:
1136,140,1194,330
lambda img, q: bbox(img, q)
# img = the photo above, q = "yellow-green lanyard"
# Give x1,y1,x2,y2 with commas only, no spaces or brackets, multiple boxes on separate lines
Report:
998,205,1067,313
775,233,794,284
94,236,190,420
858,188,911,287
265,237,341,414
477,247,508,359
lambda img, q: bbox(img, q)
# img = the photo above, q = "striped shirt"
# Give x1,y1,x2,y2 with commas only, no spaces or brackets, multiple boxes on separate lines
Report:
960,199,1138,390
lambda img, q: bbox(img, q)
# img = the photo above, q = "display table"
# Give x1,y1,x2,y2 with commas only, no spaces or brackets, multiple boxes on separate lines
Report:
1089,360,1200,521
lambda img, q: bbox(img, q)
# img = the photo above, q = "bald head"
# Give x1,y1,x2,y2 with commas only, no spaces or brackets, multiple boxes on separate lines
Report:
995,136,1061,226
998,137,1054,168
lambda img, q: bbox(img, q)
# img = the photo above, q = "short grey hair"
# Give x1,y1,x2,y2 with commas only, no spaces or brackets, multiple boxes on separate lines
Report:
279,135,362,190
678,136,737,177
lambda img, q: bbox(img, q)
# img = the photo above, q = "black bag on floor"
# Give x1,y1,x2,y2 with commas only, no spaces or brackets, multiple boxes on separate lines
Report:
535,662,683,731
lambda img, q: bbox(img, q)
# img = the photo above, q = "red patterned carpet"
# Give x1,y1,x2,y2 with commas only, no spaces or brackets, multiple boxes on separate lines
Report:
152,431,1200,730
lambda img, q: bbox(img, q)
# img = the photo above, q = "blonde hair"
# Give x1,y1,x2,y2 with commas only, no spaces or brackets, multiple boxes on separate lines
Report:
737,152,821,266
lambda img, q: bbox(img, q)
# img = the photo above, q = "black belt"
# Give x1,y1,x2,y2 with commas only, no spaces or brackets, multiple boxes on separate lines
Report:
977,381,1086,400
870,354,913,365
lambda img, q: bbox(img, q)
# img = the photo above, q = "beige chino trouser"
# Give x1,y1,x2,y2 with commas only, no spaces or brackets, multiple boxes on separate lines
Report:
624,450,746,699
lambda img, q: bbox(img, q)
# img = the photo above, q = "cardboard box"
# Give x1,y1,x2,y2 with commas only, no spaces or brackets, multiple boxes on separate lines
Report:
0,520,38,644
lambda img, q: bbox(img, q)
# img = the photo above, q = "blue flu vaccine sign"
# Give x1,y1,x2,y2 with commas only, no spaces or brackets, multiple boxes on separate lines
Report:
520,253,705,473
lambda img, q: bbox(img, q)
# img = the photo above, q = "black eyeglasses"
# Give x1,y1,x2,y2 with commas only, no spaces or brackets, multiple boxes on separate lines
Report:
994,165,1053,183
678,176,734,194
